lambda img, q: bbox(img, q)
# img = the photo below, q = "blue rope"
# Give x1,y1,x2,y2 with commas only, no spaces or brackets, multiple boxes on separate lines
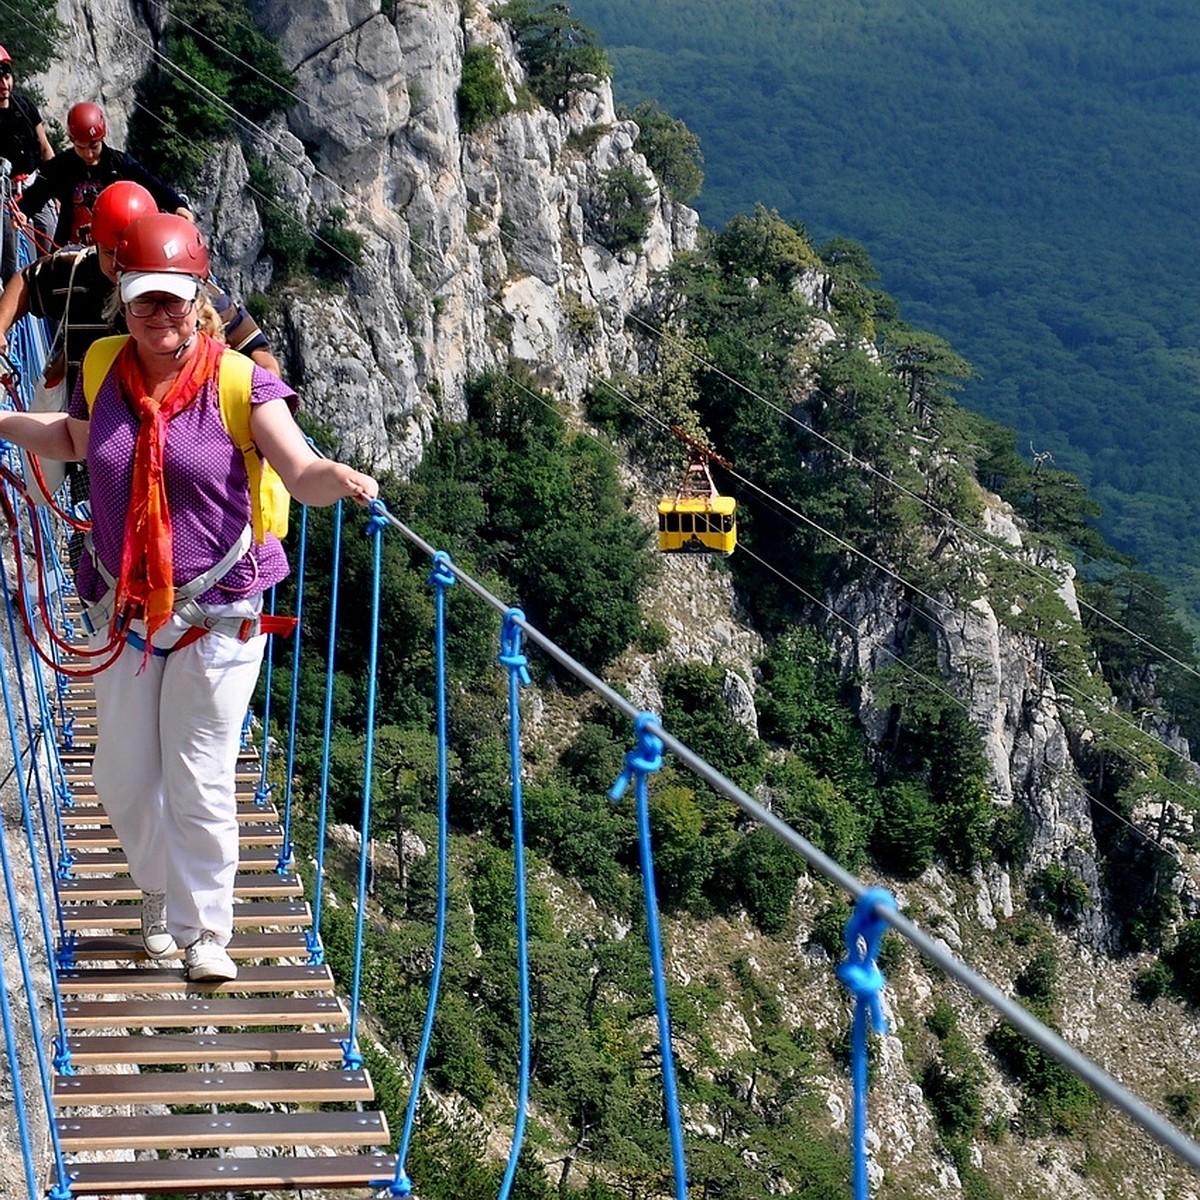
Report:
0,550,73,1196
343,503,385,1070
277,502,308,872
497,609,532,1200
18,537,75,884
38,505,75,641
389,539,455,1197
307,499,344,965
609,711,688,1200
254,585,279,807
0,529,70,952
837,887,897,1200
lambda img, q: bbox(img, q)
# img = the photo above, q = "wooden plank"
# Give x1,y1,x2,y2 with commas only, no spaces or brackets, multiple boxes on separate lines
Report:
58,873,303,902
53,1066,375,1106
67,930,310,961
57,740,259,758
63,769,262,785
62,994,346,1029
57,732,258,755
55,963,336,996
56,1108,388,1151
64,1030,351,1065
68,845,288,875
61,1151,397,1196
61,799,277,825
61,899,310,931
65,821,282,850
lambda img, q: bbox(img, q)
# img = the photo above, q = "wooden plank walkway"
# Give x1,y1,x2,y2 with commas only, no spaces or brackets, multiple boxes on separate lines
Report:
41,664,396,1197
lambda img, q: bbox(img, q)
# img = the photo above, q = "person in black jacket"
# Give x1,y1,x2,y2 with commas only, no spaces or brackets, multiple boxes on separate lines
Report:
17,101,193,249
0,182,281,392
0,44,55,278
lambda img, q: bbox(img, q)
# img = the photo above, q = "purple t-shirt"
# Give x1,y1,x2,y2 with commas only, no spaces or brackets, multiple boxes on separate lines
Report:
68,356,297,606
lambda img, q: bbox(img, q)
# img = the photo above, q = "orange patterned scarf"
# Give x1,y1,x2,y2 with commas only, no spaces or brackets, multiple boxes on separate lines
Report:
111,333,224,650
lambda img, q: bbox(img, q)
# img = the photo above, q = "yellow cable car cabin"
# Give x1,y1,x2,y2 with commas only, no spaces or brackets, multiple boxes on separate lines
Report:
658,493,737,555
657,435,738,555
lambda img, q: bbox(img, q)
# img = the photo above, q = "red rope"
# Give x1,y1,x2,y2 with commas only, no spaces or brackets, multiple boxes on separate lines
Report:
0,367,93,531
4,189,62,257
0,481,125,678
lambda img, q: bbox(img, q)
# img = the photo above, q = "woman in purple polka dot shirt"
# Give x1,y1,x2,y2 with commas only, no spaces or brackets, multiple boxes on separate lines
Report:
0,213,378,983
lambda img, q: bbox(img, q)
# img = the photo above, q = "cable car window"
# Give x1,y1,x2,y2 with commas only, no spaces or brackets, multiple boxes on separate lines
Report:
666,512,680,533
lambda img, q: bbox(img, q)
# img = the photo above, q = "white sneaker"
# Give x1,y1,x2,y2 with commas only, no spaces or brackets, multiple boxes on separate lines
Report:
185,931,238,983
140,892,177,958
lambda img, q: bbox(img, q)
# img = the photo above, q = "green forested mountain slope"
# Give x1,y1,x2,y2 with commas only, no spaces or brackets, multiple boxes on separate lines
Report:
570,0,1200,614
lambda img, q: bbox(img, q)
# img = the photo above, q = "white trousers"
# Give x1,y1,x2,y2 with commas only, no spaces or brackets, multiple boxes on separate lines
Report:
89,604,266,948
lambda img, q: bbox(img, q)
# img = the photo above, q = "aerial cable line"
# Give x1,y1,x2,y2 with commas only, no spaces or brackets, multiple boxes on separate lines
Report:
459,360,1199,869
80,0,1200,682
601,363,1200,795
74,0,1200,807
625,308,1200,689
112,17,447,277
592,372,1200,844
23,0,1200,697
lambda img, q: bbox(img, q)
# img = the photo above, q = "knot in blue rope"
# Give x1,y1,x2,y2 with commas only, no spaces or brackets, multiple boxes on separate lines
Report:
837,887,897,1036
609,711,664,801
340,1039,364,1070
364,497,390,537
428,549,456,591
389,1174,414,1197
498,608,531,685
52,1035,75,1074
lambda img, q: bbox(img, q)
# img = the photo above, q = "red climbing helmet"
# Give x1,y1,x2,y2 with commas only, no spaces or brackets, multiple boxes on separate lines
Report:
0,46,12,66
115,213,210,302
67,102,107,143
90,182,157,250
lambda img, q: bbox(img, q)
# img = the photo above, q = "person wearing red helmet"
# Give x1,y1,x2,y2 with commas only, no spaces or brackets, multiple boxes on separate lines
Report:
0,43,55,279
17,100,194,248
0,180,280,397
66,100,106,146
0,212,377,982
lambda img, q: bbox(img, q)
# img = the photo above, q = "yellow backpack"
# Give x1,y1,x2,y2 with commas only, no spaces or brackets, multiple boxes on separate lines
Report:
81,334,290,542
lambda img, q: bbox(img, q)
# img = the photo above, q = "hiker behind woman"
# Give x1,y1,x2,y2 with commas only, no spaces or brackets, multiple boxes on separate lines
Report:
0,44,55,279
16,101,193,249
0,213,377,982
0,180,281,398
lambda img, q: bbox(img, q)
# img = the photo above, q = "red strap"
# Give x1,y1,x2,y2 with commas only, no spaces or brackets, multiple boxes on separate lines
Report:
258,614,299,638
173,625,209,652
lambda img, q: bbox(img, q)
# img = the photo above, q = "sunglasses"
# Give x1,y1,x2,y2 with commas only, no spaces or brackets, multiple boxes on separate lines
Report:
126,296,196,319
0,66,13,79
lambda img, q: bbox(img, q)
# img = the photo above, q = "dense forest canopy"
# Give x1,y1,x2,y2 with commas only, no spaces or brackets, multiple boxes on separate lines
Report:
570,0,1200,619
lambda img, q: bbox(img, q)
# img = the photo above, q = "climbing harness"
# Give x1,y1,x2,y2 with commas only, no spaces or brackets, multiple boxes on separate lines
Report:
82,334,292,543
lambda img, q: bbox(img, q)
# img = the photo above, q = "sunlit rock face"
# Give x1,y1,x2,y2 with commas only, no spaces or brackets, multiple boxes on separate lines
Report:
37,0,695,473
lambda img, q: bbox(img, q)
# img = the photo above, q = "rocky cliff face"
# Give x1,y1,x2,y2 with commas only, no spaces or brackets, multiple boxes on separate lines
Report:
42,0,693,475
827,504,1111,949
9,4,1199,1198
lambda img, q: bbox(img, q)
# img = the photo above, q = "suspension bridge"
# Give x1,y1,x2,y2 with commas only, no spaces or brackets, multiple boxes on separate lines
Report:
0,221,1197,1200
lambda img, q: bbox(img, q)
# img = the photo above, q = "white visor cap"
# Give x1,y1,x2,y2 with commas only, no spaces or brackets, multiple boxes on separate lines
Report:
119,271,201,303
